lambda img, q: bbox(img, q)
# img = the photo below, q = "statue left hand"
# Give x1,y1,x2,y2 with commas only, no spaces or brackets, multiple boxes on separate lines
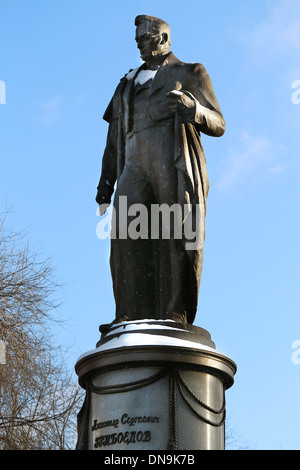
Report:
166,90,196,123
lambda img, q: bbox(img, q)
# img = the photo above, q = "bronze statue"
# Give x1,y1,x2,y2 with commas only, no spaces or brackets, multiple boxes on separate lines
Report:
96,15,225,328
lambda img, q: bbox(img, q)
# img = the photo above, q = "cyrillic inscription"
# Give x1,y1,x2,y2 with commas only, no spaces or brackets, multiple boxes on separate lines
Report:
92,413,160,448
94,430,151,448
121,413,159,426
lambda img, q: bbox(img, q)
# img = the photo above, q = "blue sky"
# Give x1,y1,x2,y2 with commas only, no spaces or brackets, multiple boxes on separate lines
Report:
1,0,300,450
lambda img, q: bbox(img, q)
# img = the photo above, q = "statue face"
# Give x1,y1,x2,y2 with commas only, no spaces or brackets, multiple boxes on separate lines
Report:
135,23,168,62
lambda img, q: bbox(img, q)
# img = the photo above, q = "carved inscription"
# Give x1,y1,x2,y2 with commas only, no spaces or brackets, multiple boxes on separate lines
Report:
94,430,151,448
92,413,160,448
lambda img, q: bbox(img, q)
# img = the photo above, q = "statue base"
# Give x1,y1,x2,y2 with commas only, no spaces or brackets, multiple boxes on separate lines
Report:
75,320,237,451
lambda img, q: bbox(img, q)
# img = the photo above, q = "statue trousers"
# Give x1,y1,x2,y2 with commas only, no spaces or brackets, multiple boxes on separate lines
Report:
110,124,190,321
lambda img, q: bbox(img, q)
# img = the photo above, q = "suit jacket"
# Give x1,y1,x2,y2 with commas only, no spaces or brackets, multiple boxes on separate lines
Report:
97,52,225,204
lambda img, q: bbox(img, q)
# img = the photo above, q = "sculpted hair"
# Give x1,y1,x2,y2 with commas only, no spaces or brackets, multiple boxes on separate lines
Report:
135,15,171,46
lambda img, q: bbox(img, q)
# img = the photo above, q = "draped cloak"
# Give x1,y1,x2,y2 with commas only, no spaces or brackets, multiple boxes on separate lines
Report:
97,52,225,324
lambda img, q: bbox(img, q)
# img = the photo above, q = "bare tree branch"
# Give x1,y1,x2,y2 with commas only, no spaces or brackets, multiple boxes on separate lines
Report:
0,209,83,450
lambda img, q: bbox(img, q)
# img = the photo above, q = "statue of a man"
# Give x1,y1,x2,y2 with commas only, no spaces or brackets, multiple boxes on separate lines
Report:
96,15,225,328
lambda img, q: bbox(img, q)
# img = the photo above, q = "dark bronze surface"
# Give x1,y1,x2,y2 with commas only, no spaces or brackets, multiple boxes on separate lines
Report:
96,15,225,325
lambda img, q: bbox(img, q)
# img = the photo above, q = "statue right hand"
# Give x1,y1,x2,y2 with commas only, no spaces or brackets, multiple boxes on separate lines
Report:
166,90,196,122
96,191,111,216
99,204,110,216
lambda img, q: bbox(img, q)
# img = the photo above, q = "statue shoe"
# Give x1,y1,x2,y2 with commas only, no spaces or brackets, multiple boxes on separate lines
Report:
99,315,130,334
166,312,187,323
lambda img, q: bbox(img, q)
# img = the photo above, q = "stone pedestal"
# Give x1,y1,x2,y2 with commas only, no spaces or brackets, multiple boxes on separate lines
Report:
75,320,236,451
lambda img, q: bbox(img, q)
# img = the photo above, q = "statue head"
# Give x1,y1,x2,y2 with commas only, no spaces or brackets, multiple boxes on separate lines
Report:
135,15,171,63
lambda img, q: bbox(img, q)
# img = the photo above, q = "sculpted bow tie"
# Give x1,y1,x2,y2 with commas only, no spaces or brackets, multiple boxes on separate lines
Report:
143,64,161,71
